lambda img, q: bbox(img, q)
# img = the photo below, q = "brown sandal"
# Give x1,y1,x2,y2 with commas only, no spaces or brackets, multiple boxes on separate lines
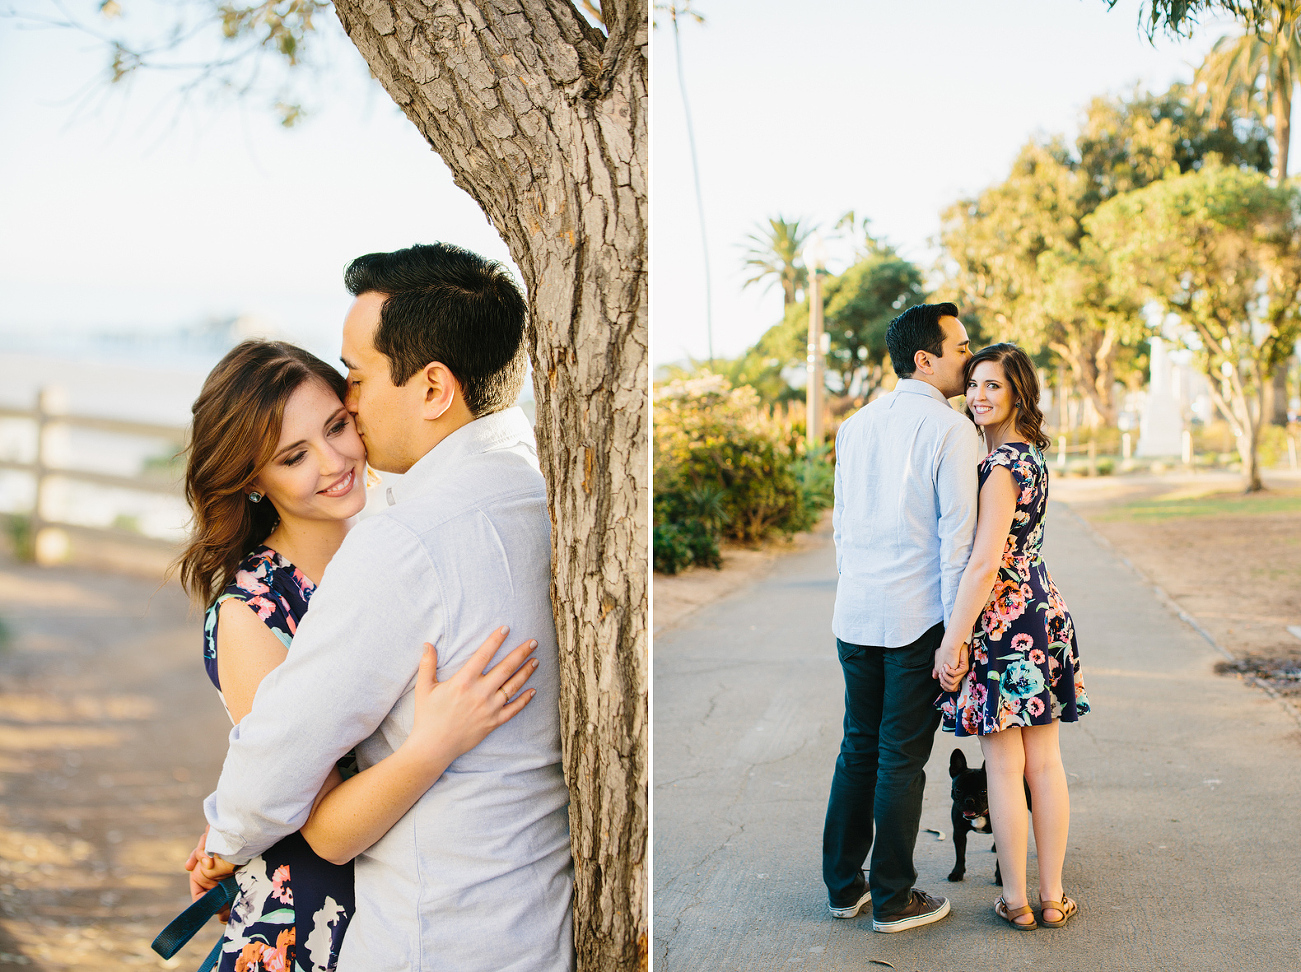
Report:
994,896,1038,930
1038,894,1078,928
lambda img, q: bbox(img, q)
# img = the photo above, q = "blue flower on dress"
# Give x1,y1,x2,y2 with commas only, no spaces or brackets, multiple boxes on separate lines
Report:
1001,658,1046,699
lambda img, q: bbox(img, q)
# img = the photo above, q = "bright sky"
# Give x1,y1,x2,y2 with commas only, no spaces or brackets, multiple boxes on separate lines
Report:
0,2,517,367
650,0,1273,368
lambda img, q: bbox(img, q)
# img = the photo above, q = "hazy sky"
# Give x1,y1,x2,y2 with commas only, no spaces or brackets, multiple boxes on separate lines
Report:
0,2,517,366
650,0,1264,368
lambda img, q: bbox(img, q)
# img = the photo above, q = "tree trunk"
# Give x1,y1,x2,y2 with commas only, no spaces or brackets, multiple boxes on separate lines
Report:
330,2,648,968
1275,66,1291,185
1048,333,1117,428
1271,363,1291,426
1202,358,1264,492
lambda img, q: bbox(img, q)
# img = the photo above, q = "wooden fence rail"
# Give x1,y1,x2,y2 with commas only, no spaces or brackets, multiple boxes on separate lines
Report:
0,388,188,562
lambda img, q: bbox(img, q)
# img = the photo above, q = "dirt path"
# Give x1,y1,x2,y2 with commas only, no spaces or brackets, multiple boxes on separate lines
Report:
1054,470,1301,680
0,551,230,971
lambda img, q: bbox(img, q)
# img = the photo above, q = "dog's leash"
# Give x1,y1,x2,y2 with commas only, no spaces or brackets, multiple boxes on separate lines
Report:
151,876,238,972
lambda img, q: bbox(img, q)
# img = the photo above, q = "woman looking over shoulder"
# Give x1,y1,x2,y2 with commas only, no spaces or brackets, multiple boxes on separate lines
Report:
177,340,538,972
933,343,1089,932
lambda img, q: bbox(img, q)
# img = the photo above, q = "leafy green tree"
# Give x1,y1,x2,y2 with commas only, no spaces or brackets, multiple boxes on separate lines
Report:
734,243,925,404
942,85,1270,425
1086,163,1301,490
1075,84,1271,207
818,245,924,399
741,215,812,308
942,139,1124,423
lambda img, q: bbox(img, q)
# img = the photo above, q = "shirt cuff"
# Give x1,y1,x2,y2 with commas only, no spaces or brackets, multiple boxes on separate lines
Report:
202,835,253,867
203,794,255,866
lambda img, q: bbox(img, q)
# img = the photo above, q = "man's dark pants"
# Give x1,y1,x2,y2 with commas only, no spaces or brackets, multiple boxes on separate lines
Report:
822,621,943,920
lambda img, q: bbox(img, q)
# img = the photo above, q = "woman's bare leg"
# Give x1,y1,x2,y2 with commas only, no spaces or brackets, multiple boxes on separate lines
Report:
979,726,1031,923
1021,720,1070,921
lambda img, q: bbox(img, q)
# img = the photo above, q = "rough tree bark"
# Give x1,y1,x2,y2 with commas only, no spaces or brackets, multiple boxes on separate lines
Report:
329,2,647,968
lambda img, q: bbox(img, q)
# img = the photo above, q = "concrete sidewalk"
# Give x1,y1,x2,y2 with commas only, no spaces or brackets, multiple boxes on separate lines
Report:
653,502,1301,971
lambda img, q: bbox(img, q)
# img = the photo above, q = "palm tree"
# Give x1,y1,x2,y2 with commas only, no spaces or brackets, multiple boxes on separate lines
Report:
1196,0,1300,424
1196,1,1300,184
741,216,812,308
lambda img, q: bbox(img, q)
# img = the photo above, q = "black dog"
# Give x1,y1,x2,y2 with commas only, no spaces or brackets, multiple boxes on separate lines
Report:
947,748,1031,884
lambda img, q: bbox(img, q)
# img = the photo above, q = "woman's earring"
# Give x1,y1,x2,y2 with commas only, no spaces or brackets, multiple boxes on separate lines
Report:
248,491,263,503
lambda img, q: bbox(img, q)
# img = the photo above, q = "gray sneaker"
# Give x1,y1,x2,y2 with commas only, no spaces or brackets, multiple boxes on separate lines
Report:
871,889,951,933
828,885,871,919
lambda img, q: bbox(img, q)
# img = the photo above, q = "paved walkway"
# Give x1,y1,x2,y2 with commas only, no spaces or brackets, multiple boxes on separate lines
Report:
654,502,1301,971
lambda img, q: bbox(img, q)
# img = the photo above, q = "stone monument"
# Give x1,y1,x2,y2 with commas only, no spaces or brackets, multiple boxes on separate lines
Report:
1137,336,1184,457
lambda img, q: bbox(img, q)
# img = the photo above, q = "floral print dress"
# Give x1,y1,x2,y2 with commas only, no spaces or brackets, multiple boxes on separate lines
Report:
938,443,1090,737
203,546,355,972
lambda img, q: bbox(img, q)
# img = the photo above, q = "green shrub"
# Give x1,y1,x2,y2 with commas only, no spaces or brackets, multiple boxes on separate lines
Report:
653,520,721,575
3,514,33,562
655,376,817,548
652,485,725,574
794,444,836,516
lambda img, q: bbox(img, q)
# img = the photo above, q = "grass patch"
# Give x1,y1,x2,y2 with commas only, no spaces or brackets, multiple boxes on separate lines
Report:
1093,491,1301,522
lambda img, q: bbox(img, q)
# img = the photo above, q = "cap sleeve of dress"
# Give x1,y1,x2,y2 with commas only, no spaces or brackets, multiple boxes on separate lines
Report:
981,443,1041,506
202,551,298,693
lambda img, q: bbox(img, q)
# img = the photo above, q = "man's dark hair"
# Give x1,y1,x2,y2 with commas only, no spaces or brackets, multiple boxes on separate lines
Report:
886,302,959,379
344,242,528,417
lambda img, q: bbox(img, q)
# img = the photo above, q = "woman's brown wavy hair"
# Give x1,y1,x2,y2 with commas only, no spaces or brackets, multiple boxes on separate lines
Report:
177,340,348,608
962,343,1052,451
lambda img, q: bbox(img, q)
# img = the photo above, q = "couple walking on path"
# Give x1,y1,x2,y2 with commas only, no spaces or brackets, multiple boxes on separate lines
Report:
824,303,1088,933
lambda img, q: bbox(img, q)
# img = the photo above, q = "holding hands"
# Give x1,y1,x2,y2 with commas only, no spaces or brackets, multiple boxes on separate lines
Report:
184,825,237,915
933,634,971,693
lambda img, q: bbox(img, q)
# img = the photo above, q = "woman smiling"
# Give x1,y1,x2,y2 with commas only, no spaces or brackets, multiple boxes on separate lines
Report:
934,342,1089,932
175,340,538,972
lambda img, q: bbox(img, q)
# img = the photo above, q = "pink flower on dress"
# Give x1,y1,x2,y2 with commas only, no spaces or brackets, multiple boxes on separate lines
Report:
271,864,293,905
247,595,277,621
1028,648,1046,665
982,580,1029,640
233,569,270,596
1010,633,1033,653
1027,696,1045,717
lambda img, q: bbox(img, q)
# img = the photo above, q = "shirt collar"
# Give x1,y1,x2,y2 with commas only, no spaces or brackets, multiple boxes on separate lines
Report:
894,378,952,405
384,407,536,506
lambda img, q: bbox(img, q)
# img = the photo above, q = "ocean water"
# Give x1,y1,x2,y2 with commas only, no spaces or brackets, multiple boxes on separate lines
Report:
0,348,212,541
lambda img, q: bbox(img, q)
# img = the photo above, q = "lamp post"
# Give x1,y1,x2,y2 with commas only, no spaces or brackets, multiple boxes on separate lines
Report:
804,231,828,446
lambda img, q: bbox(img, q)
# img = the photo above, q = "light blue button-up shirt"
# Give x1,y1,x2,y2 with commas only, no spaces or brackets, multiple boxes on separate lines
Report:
831,379,982,648
204,407,573,971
